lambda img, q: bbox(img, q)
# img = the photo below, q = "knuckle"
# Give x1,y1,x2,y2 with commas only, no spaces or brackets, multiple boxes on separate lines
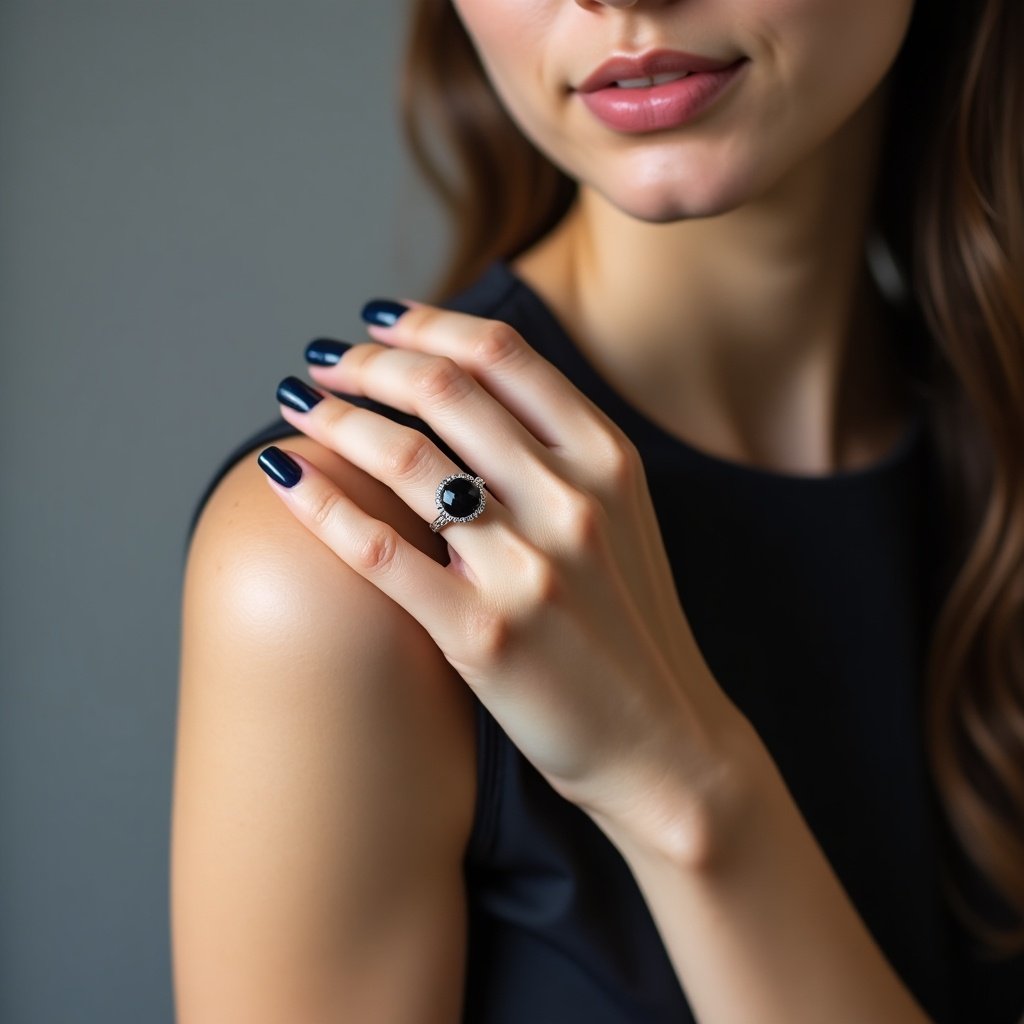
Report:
319,400,356,436
557,488,605,552
594,428,641,487
354,527,399,573
523,554,563,606
466,605,514,663
309,489,345,530
410,356,472,407
470,321,525,368
459,544,563,668
382,432,435,483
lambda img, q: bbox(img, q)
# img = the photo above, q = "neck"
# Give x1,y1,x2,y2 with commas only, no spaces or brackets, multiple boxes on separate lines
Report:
511,78,912,475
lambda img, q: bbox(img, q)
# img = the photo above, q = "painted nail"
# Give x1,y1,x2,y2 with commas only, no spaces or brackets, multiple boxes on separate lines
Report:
361,299,408,327
305,337,352,366
277,376,325,413
258,446,302,488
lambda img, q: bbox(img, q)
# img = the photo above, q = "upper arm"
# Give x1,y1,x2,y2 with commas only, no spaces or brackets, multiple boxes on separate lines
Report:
172,435,478,1024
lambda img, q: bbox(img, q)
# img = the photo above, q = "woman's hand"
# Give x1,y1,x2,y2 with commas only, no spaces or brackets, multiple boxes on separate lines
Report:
260,300,757,861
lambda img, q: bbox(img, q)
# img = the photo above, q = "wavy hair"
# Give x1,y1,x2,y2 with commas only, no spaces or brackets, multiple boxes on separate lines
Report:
398,0,1024,955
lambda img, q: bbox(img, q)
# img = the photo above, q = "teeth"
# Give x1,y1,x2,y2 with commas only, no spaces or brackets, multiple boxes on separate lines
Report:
651,71,692,85
614,76,654,89
613,71,692,89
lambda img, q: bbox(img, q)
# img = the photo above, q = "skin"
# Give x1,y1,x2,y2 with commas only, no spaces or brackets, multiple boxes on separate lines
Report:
173,1,940,1020
453,0,918,476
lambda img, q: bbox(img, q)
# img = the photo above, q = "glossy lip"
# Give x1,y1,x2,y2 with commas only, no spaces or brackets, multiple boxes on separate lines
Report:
576,48,744,93
577,58,749,134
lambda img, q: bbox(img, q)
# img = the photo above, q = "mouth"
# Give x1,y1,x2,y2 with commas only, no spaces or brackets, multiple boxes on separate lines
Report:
607,71,695,90
576,49,746,94
574,55,750,135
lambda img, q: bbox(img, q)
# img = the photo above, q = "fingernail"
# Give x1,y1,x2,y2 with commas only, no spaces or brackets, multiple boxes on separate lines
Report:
258,446,302,488
305,337,352,366
361,299,408,327
277,376,325,413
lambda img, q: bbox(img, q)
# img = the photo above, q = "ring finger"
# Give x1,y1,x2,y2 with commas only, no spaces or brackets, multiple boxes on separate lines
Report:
275,377,519,575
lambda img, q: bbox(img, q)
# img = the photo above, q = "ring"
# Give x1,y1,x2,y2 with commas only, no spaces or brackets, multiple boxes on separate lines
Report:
430,473,487,533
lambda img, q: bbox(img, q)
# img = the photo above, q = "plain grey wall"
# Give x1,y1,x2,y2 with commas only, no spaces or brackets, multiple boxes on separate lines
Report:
0,3,446,1021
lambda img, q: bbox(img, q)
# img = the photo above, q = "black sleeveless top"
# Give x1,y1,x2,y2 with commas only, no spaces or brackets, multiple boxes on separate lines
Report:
183,261,1024,1024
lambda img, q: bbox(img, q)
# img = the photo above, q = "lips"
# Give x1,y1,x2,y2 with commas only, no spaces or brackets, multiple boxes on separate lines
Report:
575,50,750,135
576,49,745,94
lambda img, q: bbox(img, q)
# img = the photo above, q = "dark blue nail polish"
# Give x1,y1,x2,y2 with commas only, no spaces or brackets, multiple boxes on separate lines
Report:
277,376,324,413
258,446,302,488
305,337,352,366
361,299,408,327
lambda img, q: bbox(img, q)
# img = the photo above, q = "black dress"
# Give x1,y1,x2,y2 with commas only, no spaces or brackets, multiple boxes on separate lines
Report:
183,260,1024,1024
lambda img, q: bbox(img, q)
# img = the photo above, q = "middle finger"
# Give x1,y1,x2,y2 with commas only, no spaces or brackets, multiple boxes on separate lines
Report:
318,341,560,483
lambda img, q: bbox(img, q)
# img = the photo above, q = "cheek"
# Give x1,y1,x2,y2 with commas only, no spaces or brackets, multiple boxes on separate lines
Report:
449,0,567,140
451,0,557,78
747,0,916,142
452,0,561,101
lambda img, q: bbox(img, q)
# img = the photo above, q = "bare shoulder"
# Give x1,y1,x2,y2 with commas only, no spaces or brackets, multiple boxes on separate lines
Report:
174,433,478,1024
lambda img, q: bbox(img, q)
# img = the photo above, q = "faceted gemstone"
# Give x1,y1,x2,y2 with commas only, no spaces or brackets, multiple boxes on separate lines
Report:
440,477,481,518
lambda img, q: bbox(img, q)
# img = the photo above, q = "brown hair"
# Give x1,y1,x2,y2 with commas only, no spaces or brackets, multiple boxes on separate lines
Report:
399,0,1024,955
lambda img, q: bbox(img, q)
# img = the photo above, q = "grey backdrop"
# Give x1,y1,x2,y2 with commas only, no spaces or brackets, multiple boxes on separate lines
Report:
0,4,446,1021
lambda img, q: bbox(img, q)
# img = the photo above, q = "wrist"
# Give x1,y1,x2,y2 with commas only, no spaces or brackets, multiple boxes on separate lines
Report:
590,701,771,873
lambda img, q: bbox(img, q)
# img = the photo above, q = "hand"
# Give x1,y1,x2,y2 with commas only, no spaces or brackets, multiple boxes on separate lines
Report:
262,301,753,858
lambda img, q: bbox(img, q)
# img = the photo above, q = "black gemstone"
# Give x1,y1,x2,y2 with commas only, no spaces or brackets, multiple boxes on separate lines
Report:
440,478,481,518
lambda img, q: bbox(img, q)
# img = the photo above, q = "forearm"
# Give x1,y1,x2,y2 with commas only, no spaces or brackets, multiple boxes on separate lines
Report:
592,717,935,1024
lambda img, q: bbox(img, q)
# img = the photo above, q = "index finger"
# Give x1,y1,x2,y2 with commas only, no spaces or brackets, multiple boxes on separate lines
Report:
351,301,627,461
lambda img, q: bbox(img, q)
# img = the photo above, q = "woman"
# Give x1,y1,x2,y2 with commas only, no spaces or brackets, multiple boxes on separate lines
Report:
172,1,1024,1021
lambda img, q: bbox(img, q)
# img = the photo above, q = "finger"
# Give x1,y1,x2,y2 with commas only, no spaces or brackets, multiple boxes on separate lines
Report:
306,341,566,510
351,309,689,669
330,302,629,472
275,382,517,580
353,306,673,618
256,445,473,645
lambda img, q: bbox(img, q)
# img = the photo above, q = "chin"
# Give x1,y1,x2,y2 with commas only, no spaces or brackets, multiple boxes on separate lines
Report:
578,139,764,221
597,169,754,224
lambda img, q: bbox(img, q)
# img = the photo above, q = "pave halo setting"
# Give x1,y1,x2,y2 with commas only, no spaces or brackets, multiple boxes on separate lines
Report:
430,473,487,533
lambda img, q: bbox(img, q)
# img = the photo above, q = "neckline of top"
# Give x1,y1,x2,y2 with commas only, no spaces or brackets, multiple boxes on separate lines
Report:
486,258,927,487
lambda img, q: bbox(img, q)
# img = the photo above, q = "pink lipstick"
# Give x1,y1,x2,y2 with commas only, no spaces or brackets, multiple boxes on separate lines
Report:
575,50,749,134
